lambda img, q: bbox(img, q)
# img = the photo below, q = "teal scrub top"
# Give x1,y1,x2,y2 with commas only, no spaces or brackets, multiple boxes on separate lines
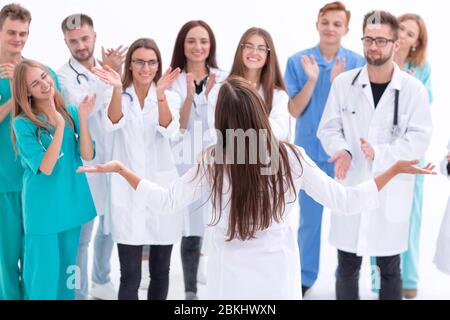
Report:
0,66,61,193
404,61,433,104
13,104,96,235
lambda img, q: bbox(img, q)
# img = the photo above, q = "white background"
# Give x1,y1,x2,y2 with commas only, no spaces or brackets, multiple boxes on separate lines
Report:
14,0,450,298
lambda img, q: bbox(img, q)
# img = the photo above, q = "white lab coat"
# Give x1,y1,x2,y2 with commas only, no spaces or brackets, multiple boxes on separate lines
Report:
434,139,450,275
170,68,228,236
317,63,432,256
103,83,184,245
57,58,113,216
134,145,380,299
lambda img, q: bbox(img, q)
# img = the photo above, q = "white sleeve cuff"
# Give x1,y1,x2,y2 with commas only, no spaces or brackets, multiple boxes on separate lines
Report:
103,109,126,132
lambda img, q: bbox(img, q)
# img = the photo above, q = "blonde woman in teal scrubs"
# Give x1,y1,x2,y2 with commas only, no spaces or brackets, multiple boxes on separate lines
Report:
11,59,97,300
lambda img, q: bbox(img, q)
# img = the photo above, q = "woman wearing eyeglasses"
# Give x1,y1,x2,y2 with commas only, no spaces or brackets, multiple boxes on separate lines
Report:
91,38,183,300
11,59,96,300
209,27,293,142
169,20,227,300
78,77,436,299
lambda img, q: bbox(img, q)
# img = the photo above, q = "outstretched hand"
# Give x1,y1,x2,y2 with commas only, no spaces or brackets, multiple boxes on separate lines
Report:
77,160,124,174
395,160,436,175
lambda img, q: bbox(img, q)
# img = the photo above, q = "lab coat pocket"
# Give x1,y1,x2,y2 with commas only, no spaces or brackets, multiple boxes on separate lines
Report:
383,175,414,223
376,112,408,143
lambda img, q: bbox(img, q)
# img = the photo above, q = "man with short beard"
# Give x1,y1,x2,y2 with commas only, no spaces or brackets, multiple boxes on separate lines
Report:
57,13,126,300
318,10,432,300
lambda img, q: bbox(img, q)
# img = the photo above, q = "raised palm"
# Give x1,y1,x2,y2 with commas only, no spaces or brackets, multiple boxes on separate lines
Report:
186,73,195,99
157,67,181,93
205,73,217,96
91,65,122,88
301,55,319,80
331,57,346,83
78,94,97,119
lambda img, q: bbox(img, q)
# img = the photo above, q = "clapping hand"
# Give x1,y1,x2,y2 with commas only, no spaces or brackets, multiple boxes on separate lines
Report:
91,65,122,89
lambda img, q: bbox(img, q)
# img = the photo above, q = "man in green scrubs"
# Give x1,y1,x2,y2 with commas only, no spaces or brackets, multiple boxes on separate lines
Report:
0,4,59,300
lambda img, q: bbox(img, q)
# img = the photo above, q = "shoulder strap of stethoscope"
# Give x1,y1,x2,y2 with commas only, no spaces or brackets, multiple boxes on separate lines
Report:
351,69,363,86
68,59,78,74
393,89,399,126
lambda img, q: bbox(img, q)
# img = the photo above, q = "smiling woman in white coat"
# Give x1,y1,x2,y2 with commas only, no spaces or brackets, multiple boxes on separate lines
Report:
91,38,184,300
209,27,294,142
78,77,436,300
169,20,228,300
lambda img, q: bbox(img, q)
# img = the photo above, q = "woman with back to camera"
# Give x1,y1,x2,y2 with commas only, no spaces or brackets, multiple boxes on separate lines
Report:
78,77,435,300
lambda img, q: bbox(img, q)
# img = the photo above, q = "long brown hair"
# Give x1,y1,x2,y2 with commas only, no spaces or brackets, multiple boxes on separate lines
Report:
170,20,218,71
398,13,428,67
201,77,302,241
228,27,287,113
11,59,74,150
122,38,163,89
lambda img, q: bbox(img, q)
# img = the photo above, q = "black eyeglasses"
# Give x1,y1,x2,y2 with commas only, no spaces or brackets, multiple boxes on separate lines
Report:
361,36,395,47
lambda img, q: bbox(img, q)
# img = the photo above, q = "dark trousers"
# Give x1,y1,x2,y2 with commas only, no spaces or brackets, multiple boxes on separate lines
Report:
336,250,402,300
180,236,202,293
117,243,173,300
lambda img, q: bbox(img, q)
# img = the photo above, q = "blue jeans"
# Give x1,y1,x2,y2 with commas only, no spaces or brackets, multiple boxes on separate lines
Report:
75,215,114,300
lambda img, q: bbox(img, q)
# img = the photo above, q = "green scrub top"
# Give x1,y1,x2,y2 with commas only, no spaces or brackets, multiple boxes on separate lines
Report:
0,67,61,193
404,61,433,104
12,104,96,235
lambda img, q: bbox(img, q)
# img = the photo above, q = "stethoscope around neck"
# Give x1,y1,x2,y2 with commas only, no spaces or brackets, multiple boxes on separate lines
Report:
68,59,89,85
345,69,400,137
121,88,134,103
69,58,133,103
36,117,79,159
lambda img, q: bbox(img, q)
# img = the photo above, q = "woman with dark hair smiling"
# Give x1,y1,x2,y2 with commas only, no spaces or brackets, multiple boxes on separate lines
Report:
169,20,227,300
